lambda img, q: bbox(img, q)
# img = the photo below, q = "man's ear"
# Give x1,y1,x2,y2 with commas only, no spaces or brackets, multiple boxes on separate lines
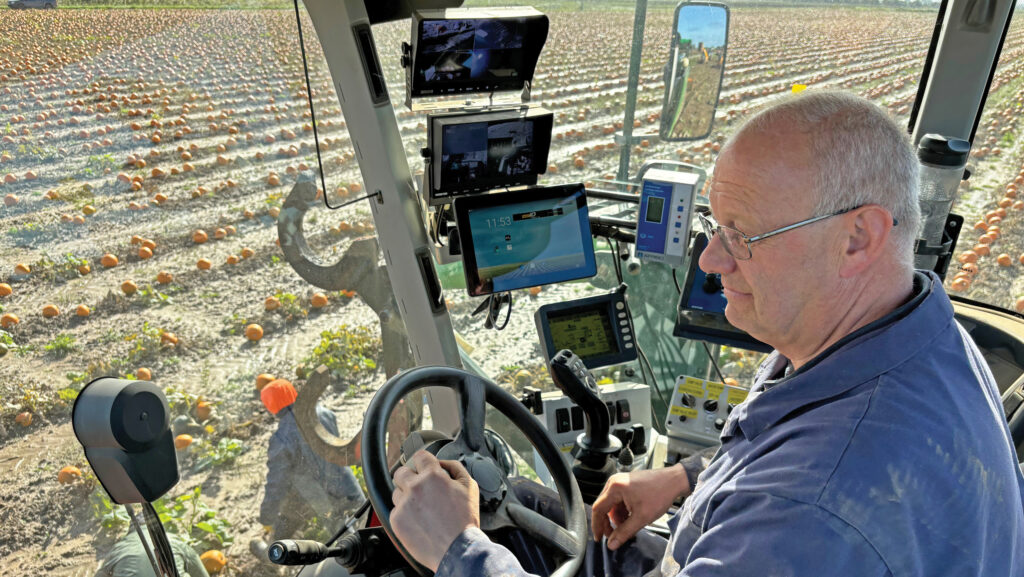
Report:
839,204,893,278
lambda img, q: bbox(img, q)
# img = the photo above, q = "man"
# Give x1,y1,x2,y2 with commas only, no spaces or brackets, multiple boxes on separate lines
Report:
257,380,365,543
390,91,1024,576
94,530,209,577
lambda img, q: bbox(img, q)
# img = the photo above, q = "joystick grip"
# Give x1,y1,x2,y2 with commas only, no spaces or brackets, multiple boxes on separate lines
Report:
549,350,613,450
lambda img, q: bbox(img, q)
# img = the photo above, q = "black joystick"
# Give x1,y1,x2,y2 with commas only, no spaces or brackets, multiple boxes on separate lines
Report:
702,273,722,294
549,349,622,504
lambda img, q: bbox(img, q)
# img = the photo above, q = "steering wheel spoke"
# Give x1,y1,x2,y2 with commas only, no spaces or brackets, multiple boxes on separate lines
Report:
506,502,582,559
455,375,487,452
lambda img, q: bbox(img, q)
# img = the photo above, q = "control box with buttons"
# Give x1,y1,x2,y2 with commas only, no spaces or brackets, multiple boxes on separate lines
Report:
535,286,637,370
531,382,651,486
634,168,698,268
665,375,749,449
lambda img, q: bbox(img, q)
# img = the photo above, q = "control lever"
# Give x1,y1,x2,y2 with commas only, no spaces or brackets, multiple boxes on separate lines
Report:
549,349,622,503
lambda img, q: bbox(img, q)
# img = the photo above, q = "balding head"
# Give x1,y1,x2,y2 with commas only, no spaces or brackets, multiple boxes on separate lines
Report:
724,91,920,275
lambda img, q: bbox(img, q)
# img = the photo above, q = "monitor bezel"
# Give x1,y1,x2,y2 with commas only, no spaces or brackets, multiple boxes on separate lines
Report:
535,292,638,369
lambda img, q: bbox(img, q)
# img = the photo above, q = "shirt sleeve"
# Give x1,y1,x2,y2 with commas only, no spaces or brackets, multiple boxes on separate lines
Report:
678,491,891,577
435,528,543,577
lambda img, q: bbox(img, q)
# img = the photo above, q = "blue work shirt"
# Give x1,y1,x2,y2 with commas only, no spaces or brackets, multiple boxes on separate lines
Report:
437,272,1024,576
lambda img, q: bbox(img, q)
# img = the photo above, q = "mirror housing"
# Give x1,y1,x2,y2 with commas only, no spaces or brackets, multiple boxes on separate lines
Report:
659,1,729,142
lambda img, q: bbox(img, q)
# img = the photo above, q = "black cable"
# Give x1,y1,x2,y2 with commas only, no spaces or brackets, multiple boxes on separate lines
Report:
293,0,365,212
672,268,681,295
491,291,513,331
611,239,624,284
635,344,668,436
702,341,728,383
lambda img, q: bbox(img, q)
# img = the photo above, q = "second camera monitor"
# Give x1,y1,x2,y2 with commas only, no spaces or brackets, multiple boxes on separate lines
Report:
428,107,553,205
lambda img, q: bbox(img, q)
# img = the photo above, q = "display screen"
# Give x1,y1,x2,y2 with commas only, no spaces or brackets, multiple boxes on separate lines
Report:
548,308,619,359
456,185,596,297
645,196,666,224
413,17,546,96
442,118,535,189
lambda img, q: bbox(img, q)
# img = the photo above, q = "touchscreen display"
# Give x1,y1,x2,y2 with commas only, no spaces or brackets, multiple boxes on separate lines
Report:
458,186,596,296
415,18,532,94
548,308,619,359
441,118,535,190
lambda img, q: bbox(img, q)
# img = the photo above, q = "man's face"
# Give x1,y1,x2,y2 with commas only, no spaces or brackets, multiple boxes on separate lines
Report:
698,129,842,351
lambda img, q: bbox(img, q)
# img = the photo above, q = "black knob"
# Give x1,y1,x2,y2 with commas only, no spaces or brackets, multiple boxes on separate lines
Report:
714,418,726,431
682,394,697,408
703,399,718,412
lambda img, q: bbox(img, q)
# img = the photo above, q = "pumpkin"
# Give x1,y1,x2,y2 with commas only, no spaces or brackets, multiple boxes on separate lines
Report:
200,550,227,574
240,247,255,259
141,238,157,250
245,324,264,341
311,293,328,308
57,465,82,485
138,246,153,259
192,229,208,244
214,228,227,240
78,262,91,275
82,205,97,215
997,254,1013,267
136,367,152,380
76,305,90,317
15,411,31,427
1,313,18,328
0,283,11,297
265,296,280,311
4,193,18,207
101,254,119,268
255,373,276,390
160,332,178,346
226,255,239,265
197,258,212,270
174,434,193,450
196,401,213,422
42,304,60,318
14,263,30,274
121,281,138,295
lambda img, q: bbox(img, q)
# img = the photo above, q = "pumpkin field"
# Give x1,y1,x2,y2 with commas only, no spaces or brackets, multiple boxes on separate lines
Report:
1,4,1023,575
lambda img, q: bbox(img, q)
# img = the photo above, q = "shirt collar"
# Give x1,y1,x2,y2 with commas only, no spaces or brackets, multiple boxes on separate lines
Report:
731,271,951,441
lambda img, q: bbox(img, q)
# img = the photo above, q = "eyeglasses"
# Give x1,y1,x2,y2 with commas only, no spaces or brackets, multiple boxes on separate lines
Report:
697,205,896,261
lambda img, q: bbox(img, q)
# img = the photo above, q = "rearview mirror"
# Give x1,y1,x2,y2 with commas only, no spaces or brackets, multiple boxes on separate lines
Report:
660,2,729,142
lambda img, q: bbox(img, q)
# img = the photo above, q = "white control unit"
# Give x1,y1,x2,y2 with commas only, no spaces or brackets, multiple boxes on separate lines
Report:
634,168,699,268
531,382,651,486
664,375,751,459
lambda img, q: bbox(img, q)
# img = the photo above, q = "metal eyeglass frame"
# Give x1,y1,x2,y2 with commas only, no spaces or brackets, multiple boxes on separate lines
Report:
697,205,898,261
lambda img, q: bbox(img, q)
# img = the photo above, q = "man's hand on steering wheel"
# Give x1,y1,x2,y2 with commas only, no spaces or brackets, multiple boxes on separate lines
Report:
392,450,481,572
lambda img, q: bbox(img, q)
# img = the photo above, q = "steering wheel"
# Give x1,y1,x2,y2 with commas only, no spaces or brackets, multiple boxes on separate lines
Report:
361,366,587,577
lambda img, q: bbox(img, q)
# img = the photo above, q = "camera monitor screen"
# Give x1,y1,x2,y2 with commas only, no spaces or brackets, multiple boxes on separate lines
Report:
409,9,548,99
674,233,772,352
430,108,553,203
454,184,597,297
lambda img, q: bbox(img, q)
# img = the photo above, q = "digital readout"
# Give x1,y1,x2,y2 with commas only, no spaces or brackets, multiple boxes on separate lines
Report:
548,308,619,359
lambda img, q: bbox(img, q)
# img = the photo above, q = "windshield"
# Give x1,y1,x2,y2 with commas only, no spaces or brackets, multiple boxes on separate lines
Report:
3,1,1018,575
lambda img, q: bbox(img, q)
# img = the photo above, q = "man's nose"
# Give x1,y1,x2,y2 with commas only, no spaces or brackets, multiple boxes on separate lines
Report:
698,232,736,276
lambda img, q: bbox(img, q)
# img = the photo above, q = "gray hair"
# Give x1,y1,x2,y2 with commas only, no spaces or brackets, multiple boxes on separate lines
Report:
729,91,921,271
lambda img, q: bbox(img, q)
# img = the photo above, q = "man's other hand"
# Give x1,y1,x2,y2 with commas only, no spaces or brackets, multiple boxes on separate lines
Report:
392,450,480,572
591,464,689,550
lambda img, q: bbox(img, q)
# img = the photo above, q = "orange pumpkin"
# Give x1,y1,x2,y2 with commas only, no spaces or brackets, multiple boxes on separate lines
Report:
156,271,173,285
42,304,60,318
174,434,193,450
1,313,19,328
265,296,280,311
78,263,91,275
160,332,178,346
14,263,30,274
196,401,213,422
197,259,212,270
311,293,328,308
200,550,227,574
226,255,240,265
138,246,153,259
0,283,11,297
57,465,82,485
192,230,208,244
101,254,119,268
14,411,31,427
255,373,276,390
76,305,90,317
136,367,152,380
997,254,1013,267
121,281,138,295
240,247,255,259
245,324,264,342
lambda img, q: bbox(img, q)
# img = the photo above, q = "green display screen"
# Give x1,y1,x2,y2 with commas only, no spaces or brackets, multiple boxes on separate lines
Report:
548,308,619,359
